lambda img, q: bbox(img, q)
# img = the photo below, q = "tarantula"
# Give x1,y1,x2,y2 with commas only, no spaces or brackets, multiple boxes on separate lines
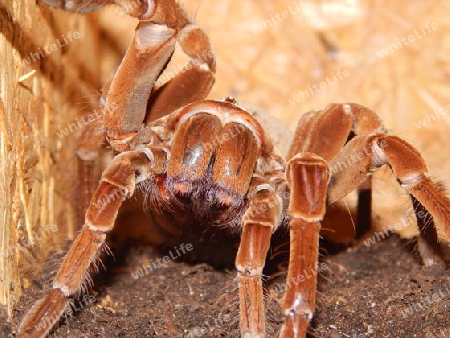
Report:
18,1,450,337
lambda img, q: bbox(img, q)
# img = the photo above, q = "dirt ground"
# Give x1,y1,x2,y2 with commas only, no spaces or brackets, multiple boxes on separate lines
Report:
4,228,450,338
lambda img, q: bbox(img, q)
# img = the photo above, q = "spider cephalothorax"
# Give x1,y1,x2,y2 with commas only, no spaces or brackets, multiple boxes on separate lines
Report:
18,1,450,337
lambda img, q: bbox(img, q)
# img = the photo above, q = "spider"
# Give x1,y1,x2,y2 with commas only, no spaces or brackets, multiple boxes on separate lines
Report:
18,1,450,337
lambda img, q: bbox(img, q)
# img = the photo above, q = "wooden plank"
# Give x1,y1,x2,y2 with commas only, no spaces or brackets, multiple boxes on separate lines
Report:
0,1,106,315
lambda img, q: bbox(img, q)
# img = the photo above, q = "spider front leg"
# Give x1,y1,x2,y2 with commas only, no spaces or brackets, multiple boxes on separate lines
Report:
277,103,377,337
18,148,166,337
44,0,215,151
279,154,329,338
236,182,283,337
100,0,215,150
328,132,450,240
